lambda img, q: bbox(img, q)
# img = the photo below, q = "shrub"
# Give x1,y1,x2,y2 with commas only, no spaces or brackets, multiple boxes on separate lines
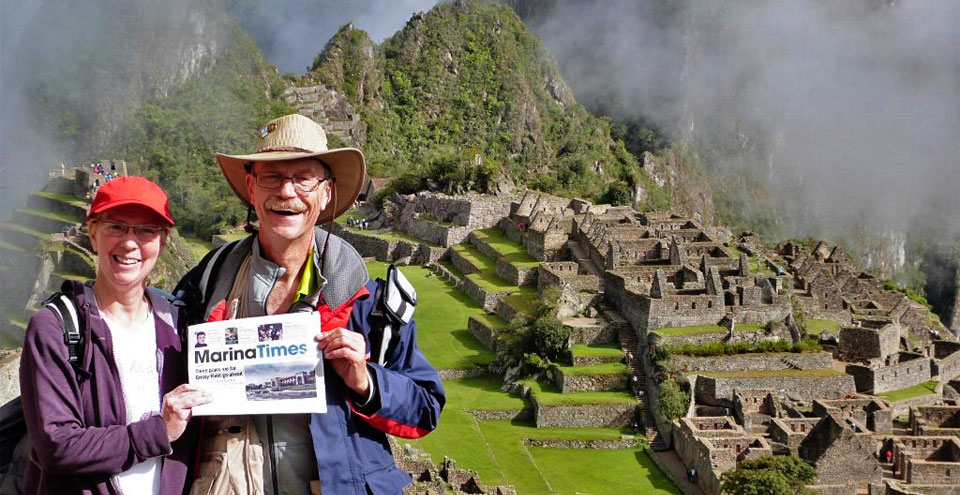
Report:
657,379,689,421
493,290,570,381
720,455,817,495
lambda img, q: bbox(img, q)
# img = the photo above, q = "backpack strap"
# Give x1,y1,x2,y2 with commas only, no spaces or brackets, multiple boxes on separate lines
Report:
41,289,90,382
173,239,243,323
369,265,417,366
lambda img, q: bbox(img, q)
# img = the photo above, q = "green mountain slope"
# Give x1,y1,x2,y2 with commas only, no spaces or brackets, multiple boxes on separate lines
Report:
306,1,669,208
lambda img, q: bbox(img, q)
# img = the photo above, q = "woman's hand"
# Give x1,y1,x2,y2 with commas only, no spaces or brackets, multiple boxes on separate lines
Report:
161,384,211,442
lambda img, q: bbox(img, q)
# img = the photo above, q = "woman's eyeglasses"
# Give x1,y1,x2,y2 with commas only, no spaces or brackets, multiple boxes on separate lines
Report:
97,221,166,241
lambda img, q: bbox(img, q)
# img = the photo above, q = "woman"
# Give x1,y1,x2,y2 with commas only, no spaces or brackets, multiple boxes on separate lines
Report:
19,176,210,495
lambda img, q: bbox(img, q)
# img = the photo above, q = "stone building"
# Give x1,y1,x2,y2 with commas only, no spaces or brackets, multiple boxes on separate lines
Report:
846,351,932,394
798,414,882,490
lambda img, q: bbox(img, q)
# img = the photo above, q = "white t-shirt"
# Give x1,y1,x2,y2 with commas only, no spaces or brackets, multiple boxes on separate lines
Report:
102,307,162,495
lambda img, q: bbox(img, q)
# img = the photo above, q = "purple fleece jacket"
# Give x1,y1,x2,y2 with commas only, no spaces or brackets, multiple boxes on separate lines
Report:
19,281,194,495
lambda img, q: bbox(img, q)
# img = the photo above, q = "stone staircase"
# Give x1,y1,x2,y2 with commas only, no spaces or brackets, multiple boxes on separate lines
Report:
617,321,667,450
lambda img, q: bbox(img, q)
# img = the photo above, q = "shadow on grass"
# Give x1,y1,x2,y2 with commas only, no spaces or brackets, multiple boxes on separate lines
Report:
637,449,684,494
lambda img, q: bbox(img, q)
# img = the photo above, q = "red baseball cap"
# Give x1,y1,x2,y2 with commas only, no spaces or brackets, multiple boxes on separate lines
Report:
88,176,175,226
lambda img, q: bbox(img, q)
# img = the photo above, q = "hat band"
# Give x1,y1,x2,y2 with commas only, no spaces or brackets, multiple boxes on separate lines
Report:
257,146,322,154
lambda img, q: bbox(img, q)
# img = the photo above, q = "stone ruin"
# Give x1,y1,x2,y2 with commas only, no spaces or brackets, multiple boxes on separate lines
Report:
333,187,958,494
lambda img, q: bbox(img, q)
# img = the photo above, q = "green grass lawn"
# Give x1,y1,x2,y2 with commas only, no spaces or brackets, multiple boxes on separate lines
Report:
556,362,629,376
473,228,540,268
399,379,675,495
653,325,726,336
877,380,938,402
471,313,510,330
17,207,81,224
571,343,623,358
701,368,845,379
0,222,51,240
368,259,678,494
524,380,637,406
805,319,841,336
179,235,214,260
366,262,494,369
653,323,765,336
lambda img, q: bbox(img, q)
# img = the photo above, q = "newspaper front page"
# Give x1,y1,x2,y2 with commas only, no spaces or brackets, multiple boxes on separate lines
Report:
187,312,326,415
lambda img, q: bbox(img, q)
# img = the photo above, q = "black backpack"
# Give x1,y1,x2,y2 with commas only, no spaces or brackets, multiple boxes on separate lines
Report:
0,285,87,495
172,240,417,367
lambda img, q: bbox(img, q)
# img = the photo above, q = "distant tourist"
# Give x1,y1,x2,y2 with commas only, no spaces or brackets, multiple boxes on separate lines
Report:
19,176,209,494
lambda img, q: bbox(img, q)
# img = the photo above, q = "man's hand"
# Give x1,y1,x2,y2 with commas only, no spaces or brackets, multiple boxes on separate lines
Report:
316,328,370,397
161,384,211,442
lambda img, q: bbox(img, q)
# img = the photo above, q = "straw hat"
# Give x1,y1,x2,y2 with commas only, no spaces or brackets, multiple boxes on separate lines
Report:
215,114,365,224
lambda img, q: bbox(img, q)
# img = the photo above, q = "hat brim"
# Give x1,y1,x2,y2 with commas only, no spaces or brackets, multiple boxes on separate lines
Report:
89,199,176,226
215,148,365,224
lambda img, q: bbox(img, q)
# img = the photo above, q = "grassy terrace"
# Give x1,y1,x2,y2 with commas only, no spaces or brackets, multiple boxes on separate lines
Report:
442,253,539,313
805,319,841,336
53,270,93,283
33,191,87,207
367,262,494,369
179,235,214,260
472,228,540,268
556,362,629,376
17,207,81,224
652,323,765,336
0,222,50,241
877,381,938,402
366,260,678,494
471,312,509,330
523,380,636,406
571,343,623,359
701,368,845,379
0,239,24,252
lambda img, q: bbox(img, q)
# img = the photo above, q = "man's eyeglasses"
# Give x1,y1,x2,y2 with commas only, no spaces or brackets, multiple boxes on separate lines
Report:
253,172,328,192
97,221,166,241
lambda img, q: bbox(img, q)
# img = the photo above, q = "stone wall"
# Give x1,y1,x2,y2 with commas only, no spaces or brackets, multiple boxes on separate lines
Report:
933,341,960,382
413,192,512,229
695,373,857,407
647,295,726,329
846,353,932,394
400,217,473,247
496,260,537,287
538,263,601,293
461,277,502,312
334,227,445,265
668,352,834,373
449,248,480,275
554,369,628,393
839,324,900,361
533,402,635,428
467,316,501,351
769,418,821,454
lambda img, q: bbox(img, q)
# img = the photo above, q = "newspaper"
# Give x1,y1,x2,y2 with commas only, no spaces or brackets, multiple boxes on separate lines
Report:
187,312,326,416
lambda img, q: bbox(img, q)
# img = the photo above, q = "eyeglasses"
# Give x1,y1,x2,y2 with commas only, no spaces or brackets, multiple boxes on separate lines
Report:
97,221,166,241
253,172,328,192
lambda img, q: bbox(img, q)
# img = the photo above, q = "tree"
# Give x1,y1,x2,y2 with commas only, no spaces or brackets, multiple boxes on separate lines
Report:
720,455,817,495
656,379,689,421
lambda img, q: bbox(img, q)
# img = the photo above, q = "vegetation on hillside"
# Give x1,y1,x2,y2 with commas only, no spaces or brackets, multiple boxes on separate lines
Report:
110,26,293,239
308,1,669,209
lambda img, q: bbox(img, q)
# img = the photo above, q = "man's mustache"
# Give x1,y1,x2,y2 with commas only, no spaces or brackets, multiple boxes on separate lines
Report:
265,199,307,212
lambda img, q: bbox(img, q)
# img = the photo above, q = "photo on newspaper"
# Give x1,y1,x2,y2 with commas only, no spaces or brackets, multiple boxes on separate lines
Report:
187,311,326,415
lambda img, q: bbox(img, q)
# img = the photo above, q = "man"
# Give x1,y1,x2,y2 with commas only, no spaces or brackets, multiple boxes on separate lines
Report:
195,331,207,348
176,114,445,495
